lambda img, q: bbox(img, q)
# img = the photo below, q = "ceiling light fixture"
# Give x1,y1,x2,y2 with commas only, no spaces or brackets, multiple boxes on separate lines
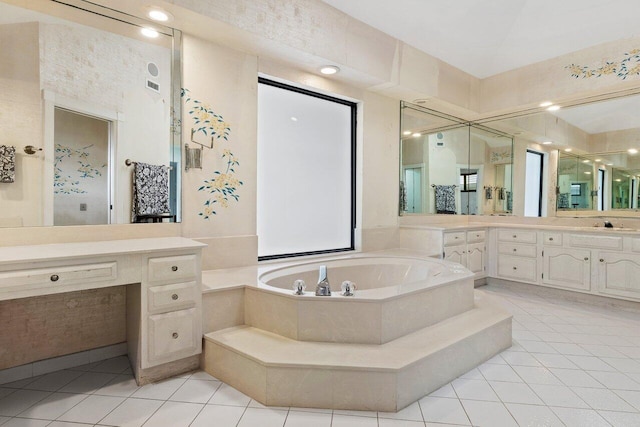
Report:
546,105,561,111
595,158,602,162
148,10,170,21
290,117,298,122
539,101,553,107
564,148,572,152
542,141,552,145
607,163,613,166
319,65,340,75
412,133,421,138
403,131,412,136
140,27,159,38
582,160,590,163
629,148,638,154
584,171,591,175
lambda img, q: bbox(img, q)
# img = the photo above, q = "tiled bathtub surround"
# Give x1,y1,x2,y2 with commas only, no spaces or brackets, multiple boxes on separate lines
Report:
2,283,640,425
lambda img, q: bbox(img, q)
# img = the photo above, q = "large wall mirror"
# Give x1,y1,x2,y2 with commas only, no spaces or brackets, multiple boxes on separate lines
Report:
0,0,181,228
400,101,513,216
482,91,640,217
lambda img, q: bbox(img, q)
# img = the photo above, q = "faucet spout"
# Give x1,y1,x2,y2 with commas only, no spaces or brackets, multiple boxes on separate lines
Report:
315,265,331,296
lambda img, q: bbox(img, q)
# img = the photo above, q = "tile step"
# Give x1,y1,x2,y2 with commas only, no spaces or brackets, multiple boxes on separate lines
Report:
203,290,512,411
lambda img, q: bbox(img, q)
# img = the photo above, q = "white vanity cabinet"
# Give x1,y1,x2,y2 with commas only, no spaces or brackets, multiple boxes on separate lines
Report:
443,229,486,277
0,238,206,385
495,229,537,282
141,253,202,369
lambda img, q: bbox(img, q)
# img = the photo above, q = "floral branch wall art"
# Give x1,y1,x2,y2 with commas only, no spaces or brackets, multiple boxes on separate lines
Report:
54,143,106,194
566,49,640,80
182,88,243,219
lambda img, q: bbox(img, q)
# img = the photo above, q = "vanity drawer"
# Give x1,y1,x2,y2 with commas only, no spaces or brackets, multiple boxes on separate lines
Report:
148,254,197,283
147,281,198,314
498,243,537,258
498,230,537,244
568,234,622,250
147,308,200,365
466,230,486,243
444,232,466,246
0,262,117,291
543,232,562,246
497,255,537,282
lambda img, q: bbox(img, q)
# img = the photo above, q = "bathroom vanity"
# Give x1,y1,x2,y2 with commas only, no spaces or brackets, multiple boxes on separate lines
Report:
0,237,205,385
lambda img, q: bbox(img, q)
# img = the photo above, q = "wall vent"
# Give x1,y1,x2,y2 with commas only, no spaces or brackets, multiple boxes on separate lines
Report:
146,79,160,93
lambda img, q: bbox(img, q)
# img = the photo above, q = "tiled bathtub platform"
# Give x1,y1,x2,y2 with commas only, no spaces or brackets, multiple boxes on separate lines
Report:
203,291,511,411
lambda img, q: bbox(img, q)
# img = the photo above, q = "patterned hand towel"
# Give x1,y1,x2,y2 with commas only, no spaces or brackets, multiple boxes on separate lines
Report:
133,162,170,217
434,184,456,214
0,145,16,183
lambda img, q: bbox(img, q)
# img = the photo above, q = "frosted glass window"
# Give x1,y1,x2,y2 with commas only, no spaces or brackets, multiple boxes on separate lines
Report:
257,79,356,259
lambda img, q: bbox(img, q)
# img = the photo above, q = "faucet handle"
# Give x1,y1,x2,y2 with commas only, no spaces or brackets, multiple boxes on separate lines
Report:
318,265,328,283
341,281,356,296
292,279,306,295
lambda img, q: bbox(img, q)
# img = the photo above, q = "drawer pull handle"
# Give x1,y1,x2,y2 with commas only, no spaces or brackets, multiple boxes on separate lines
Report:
50,274,59,282
455,236,459,239
600,258,605,262
172,332,179,339
549,237,554,241
513,248,517,252
584,257,589,261
513,235,517,238
172,294,179,300
513,267,517,270
171,266,178,272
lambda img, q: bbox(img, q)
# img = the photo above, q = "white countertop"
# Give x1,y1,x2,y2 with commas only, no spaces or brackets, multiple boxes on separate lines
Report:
0,237,206,266
400,222,640,234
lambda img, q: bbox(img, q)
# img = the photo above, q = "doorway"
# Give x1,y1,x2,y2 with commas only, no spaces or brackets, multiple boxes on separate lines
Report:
524,150,544,217
403,165,424,213
53,107,111,226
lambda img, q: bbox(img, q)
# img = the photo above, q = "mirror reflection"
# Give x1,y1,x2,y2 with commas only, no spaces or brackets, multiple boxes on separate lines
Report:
0,0,181,228
400,102,513,216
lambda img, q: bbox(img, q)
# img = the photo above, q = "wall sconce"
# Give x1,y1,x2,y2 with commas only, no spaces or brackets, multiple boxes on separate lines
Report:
185,144,202,171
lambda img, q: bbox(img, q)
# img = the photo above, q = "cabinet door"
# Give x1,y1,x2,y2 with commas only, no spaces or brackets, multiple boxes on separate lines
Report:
542,247,591,290
444,244,467,267
147,308,200,367
597,252,640,299
466,243,485,274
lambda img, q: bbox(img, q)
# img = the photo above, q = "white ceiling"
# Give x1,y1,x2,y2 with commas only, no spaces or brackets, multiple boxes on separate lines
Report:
321,0,640,78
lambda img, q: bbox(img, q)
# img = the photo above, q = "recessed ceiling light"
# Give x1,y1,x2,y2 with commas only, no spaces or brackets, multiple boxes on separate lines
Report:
584,171,591,175
412,133,421,138
607,163,613,166
547,105,561,111
319,65,340,75
615,179,622,182
403,131,412,135
148,10,170,22
582,160,590,163
564,148,572,152
629,148,638,154
595,158,602,162
542,141,552,145
290,117,298,122
141,27,159,38
539,101,553,107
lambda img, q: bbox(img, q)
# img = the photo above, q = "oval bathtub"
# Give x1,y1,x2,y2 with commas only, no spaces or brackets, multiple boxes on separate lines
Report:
244,255,475,344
